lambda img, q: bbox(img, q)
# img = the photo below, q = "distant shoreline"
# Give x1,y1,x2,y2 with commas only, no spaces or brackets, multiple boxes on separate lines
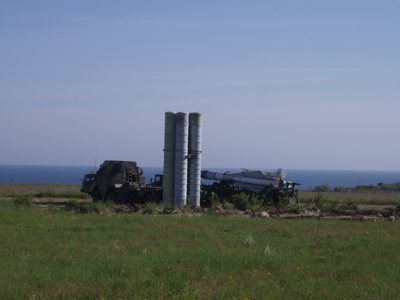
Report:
0,165,399,189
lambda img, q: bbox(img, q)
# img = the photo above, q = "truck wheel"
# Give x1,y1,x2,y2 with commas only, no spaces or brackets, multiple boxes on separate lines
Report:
145,193,155,203
129,193,139,204
106,191,116,203
92,190,102,203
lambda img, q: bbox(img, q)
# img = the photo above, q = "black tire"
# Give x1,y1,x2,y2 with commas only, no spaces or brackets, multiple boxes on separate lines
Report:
106,191,116,203
145,193,155,203
129,193,139,205
92,190,102,203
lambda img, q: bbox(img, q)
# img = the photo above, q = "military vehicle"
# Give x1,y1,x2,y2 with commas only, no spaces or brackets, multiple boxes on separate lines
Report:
81,161,163,204
200,169,299,207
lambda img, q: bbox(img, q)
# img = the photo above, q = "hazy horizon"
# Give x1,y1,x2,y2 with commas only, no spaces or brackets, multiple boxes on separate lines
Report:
1,164,399,173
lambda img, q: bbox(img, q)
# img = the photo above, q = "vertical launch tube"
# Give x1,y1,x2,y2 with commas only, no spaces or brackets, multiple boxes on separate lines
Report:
163,112,176,206
174,112,189,206
188,113,202,206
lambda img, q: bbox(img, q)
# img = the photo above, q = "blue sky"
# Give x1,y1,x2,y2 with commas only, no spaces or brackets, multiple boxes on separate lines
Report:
1,1,399,170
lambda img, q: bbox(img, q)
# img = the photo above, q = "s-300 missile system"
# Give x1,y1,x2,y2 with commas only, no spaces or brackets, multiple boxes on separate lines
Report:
200,168,300,206
81,160,163,204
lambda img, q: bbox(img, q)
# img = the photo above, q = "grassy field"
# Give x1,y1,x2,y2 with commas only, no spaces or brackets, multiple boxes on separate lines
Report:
1,198,400,299
298,190,400,206
0,183,88,200
0,183,82,194
2,183,400,205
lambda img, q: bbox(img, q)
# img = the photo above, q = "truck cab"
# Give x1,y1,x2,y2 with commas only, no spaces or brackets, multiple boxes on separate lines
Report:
147,174,163,188
81,173,97,194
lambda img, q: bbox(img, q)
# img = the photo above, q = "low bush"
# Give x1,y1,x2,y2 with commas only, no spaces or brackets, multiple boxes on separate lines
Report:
221,199,235,210
65,199,100,214
5,190,90,200
231,193,250,211
142,203,159,214
334,186,345,192
315,184,331,192
328,199,340,210
210,194,220,208
387,207,398,217
340,199,357,210
11,194,33,206
34,190,57,198
33,190,89,200
231,193,262,211
163,205,177,213
65,198,78,210
313,192,327,209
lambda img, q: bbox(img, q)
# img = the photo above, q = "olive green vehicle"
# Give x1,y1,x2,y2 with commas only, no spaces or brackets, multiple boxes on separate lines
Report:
81,161,163,204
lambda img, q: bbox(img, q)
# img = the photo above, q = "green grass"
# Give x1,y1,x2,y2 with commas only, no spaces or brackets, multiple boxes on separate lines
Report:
299,190,400,206
0,183,88,199
1,200,399,299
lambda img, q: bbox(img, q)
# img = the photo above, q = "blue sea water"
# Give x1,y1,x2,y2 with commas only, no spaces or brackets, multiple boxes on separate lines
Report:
0,165,399,190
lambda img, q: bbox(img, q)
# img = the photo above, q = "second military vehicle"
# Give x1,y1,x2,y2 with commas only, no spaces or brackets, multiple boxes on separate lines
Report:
200,169,299,207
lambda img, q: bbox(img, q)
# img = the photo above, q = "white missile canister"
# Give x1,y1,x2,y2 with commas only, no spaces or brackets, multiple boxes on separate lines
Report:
174,112,189,206
162,112,176,206
188,113,202,206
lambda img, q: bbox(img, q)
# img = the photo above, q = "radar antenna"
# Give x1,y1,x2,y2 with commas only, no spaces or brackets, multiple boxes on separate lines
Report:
93,149,98,173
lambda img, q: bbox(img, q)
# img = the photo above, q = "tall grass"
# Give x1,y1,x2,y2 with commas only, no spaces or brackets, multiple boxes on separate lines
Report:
299,191,400,206
0,183,89,200
1,200,399,299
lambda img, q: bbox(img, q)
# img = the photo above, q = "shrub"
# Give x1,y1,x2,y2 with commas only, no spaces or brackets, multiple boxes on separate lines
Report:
11,194,34,206
231,193,250,211
334,186,345,192
345,199,356,208
313,192,327,209
192,206,202,213
76,202,100,214
335,199,357,210
276,196,299,209
249,195,262,211
65,199,78,210
163,205,177,213
142,203,158,214
387,207,398,217
32,190,90,200
210,194,221,208
34,190,57,198
65,199,100,214
221,199,234,210
231,193,262,211
314,185,322,192
322,184,331,192
328,199,340,209
315,184,331,192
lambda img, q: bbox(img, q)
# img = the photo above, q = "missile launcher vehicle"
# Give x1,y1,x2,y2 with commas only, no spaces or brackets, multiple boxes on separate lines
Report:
200,168,299,206
81,160,163,204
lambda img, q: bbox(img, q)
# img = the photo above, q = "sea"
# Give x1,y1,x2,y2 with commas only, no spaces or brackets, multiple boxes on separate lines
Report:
1,165,400,190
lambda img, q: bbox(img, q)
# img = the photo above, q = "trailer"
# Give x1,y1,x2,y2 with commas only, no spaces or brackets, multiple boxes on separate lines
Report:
200,169,299,207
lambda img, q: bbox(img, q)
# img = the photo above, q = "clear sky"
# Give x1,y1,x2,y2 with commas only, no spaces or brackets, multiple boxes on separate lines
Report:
1,1,399,171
